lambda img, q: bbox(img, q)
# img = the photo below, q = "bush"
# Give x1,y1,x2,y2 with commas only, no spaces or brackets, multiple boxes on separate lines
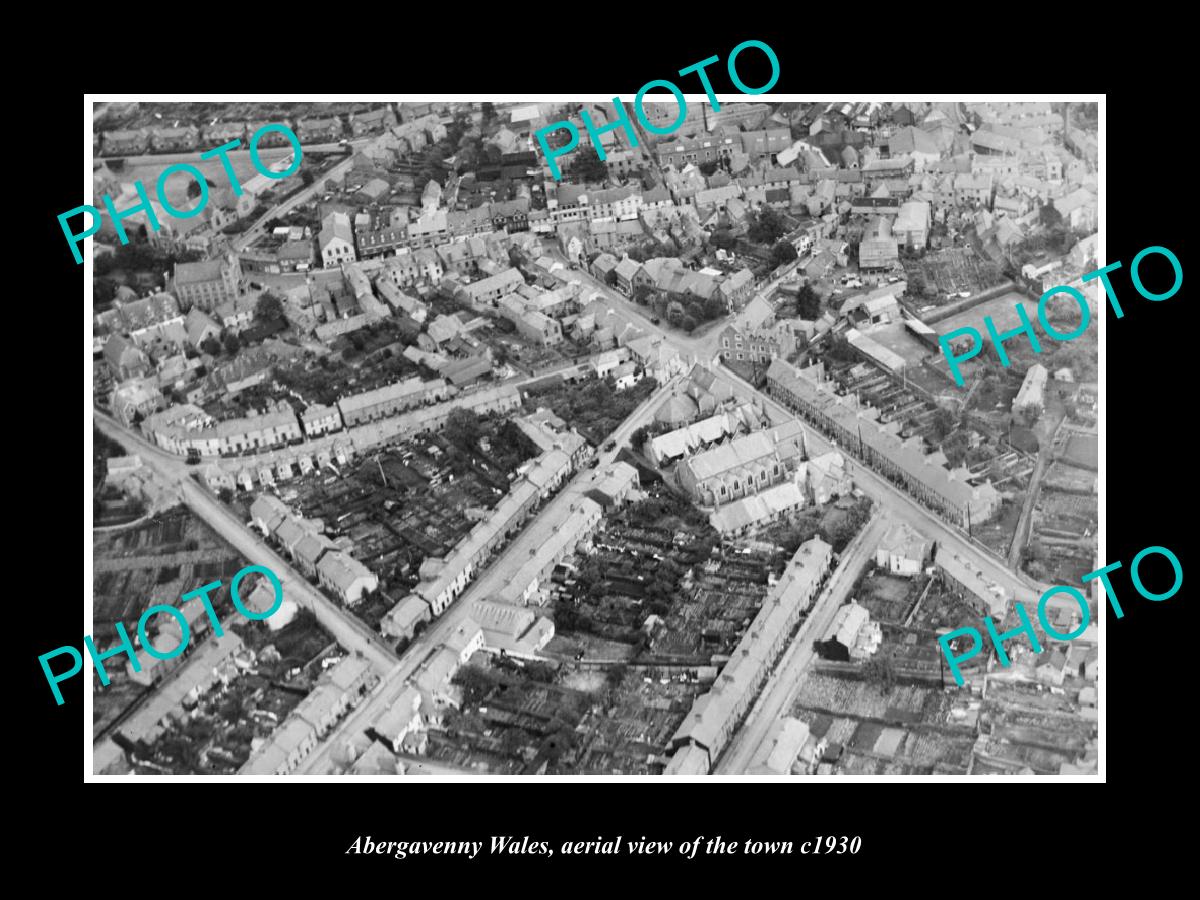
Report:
770,240,799,267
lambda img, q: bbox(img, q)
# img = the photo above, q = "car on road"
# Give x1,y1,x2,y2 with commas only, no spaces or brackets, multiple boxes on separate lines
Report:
650,317,661,325
603,440,616,452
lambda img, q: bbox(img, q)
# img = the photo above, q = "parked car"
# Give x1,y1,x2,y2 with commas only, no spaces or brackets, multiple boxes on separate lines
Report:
650,317,661,324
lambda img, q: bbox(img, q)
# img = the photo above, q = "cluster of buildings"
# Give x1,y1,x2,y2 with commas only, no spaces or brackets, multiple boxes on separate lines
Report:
250,494,378,605
380,421,593,641
816,599,883,662
664,537,834,774
590,253,755,312
240,654,380,775
97,107,402,157
642,368,852,537
138,371,518,477
766,357,1000,530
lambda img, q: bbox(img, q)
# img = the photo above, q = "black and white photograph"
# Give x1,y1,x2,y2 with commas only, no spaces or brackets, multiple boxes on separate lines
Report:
79,94,1109,782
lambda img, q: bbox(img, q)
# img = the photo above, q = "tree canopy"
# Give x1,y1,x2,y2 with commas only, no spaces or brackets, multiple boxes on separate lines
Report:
565,147,609,184
796,284,822,319
770,240,798,267
255,292,284,322
747,207,786,244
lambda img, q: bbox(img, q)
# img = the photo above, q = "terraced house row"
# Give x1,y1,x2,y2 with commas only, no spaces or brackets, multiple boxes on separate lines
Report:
765,358,1000,530
665,537,834,775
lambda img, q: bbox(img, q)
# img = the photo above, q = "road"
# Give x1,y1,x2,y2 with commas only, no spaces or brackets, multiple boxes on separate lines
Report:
232,152,359,252
538,236,1056,611
545,241,810,370
297,375,681,773
706,360,1058,609
715,512,891,774
93,413,400,674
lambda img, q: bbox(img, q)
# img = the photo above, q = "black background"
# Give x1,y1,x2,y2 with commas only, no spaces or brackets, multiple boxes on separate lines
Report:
28,26,1191,883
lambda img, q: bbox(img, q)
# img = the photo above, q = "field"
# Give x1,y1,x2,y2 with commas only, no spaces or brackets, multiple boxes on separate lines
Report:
118,147,295,210
933,291,1031,338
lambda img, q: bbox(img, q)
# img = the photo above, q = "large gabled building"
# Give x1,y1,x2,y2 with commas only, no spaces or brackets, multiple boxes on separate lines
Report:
676,420,807,507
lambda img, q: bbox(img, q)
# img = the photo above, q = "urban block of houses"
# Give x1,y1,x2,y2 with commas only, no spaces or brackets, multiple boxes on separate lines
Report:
240,654,380,775
766,358,1000,529
667,538,833,772
336,377,450,426
142,400,302,456
380,439,584,636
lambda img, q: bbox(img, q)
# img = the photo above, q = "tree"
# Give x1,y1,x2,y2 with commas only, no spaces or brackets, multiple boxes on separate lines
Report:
698,159,720,176
565,146,608,184
94,278,117,307
217,488,234,504
942,430,971,468
444,408,483,451
1039,202,1063,228
747,207,785,244
633,284,654,306
826,335,857,363
603,268,619,288
200,336,221,357
709,227,738,251
222,331,241,354
630,426,649,450
301,169,315,186
702,294,727,321
255,292,284,322
930,407,957,441
770,240,798,268
796,284,822,319
681,314,698,332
